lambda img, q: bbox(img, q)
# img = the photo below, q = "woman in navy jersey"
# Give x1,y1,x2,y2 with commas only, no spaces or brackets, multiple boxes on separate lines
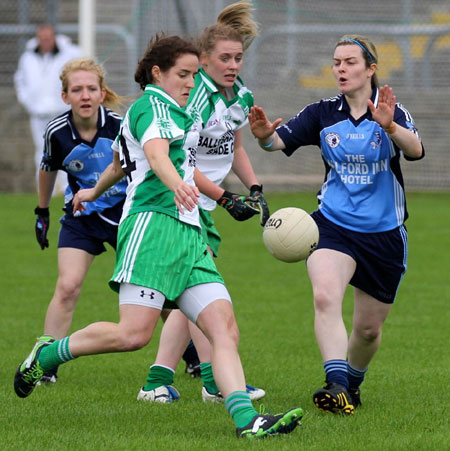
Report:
249,34,424,414
33,58,127,383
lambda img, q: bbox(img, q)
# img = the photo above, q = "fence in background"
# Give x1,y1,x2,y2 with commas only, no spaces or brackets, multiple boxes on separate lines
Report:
1,0,449,192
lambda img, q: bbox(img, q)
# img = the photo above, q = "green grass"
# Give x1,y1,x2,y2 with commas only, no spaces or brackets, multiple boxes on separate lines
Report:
1,192,449,450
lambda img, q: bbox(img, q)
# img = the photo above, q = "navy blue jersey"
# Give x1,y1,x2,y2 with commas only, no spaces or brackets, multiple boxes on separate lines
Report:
276,88,424,233
41,105,127,222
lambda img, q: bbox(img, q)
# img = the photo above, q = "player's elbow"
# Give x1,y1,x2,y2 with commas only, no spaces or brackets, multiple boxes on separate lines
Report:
405,142,423,159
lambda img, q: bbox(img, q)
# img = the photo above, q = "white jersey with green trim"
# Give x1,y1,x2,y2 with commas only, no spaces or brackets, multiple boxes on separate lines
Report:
113,85,200,227
186,69,254,211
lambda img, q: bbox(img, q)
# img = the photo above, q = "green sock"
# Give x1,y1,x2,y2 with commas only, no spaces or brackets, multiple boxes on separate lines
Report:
200,362,219,394
144,365,174,391
225,391,257,428
39,337,76,370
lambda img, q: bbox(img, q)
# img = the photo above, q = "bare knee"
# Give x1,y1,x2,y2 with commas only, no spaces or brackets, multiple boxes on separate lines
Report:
200,313,239,349
227,320,240,346
210,318,240,349
54,278,83,306
115,329,153,352
313,286,338,313
353,323,382,343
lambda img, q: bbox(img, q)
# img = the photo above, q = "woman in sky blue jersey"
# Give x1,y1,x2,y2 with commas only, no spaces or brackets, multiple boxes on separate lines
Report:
32,57,127,383
138,0,270,405
15,34,302,439
249,34,424,414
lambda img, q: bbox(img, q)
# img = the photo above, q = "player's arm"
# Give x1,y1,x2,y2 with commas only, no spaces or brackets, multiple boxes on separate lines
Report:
194,168,259,222
143,138,199,213
38,169,57,209
231,130,260,188
34,169,58,250
248,105,286,151
231,130,270,225
368,85,423,159
383,123,423,159
194,167,224,201
73,152,125,213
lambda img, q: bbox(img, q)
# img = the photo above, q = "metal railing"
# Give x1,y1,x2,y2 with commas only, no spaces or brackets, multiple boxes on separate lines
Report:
246,23,450,89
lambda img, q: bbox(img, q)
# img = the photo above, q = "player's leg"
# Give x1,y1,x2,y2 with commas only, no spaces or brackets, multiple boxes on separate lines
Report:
188,321,220,399
182,338,201,377
14,283,164,399
195,298,243,397
187,320,266,402
307,248,356,414
347,289,392,407
346,224,406,407
44,248,95,338
137,309,190,402
36,247,94,383
178,284,303,437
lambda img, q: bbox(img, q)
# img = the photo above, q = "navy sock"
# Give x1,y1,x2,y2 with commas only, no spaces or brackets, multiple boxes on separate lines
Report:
347,362,367,390
324,359,348,389
182,340,199,365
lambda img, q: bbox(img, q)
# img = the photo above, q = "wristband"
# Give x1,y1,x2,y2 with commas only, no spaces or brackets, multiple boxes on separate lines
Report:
383,122,397,135
34,206,49,216
250,184,263,193
262,138,274,149
217,190,232,205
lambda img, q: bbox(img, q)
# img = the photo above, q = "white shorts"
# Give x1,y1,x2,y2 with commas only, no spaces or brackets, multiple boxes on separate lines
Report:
119,282,232,323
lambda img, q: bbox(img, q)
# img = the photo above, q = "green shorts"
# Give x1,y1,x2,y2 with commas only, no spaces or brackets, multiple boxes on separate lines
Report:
109,211,224,301
199,208,221,257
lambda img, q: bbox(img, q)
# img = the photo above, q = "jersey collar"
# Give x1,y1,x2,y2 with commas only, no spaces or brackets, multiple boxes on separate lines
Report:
337,87,380,113
198,67,244,96
144,85,181,108
198,68,219,93
67,105,106,141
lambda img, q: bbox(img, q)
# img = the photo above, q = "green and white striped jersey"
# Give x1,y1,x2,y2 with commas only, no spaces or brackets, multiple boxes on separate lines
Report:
113,85,200,227
185,69,254,211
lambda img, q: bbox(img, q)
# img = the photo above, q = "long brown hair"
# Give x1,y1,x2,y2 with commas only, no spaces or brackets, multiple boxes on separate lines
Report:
134,34,199,90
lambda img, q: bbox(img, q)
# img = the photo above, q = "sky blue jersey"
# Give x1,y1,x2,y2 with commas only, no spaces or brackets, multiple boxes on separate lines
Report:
42,105,127,221
276,88,424,233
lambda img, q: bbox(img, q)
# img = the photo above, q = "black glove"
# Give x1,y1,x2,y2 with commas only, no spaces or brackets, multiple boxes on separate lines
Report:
249,184,270,226
34,206,50,250
217,190,259,221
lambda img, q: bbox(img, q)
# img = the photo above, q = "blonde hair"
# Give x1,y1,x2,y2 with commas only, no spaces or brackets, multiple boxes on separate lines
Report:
199,1,259,54
336,35,379,88
60,58,126,112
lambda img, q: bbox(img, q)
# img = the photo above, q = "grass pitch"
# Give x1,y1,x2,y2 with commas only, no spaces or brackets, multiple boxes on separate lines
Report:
1,192,449,450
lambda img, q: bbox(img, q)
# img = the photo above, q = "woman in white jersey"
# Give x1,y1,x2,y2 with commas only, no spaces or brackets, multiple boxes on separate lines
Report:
248,35,424,415
14,34,302,439
139,1,270,405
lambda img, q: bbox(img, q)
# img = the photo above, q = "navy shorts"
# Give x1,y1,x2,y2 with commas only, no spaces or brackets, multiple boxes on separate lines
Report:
311,210,408,304
58,213,118,256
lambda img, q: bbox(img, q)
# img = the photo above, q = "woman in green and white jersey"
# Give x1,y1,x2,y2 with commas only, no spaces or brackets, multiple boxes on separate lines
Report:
15,33,302,438
142,2,272,405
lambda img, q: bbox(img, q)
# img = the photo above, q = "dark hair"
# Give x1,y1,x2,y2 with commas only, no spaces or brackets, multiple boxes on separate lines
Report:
135,34,200,90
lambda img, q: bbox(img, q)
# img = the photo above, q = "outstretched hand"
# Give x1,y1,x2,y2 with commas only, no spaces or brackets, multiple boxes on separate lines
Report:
248,105,282,140
368,85,396,129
